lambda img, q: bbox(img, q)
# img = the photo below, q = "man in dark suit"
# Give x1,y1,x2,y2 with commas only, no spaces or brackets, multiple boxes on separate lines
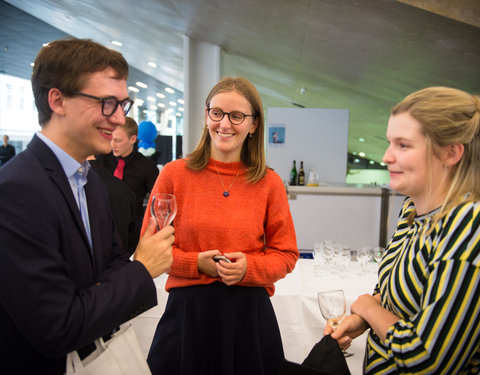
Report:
0,134,16,166
0,38,174,374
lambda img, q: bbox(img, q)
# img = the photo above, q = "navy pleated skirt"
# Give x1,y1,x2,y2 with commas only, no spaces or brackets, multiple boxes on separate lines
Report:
147,282,285,375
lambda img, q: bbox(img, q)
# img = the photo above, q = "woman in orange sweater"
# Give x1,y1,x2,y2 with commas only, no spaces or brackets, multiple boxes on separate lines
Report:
143,77,299,375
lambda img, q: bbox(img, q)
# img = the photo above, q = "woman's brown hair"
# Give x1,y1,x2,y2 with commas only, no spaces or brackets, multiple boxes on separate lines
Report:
186,77,267,183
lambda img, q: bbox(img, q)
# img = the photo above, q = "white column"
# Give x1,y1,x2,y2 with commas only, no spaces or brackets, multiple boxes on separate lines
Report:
183,36,220,156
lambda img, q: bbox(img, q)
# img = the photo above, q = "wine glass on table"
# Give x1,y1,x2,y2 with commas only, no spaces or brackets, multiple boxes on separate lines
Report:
372,246,386,265
150,193,177,231
317,289,353,357
356,247,372,274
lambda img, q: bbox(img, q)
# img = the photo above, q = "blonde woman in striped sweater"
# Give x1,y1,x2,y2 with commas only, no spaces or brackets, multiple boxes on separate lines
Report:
328,87,480,374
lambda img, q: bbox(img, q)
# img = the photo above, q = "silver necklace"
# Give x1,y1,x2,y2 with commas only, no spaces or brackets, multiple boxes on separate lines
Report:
213,159,241,197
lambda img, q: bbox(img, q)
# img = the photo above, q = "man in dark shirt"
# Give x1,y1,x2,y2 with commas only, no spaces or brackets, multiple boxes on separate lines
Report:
98,117,159,225
0,135,16,166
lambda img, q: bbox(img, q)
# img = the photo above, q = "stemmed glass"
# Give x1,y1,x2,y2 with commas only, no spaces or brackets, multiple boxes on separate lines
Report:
356,247,372,274
332,245,351,277
150,193,177,231
372,246,386,264
317,289,353,357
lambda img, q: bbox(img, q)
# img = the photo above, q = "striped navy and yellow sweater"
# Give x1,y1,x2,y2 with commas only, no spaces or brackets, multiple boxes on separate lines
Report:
365,198,480,374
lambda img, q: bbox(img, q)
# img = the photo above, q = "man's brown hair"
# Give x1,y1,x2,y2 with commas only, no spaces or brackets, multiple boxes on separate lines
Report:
31,37,129,126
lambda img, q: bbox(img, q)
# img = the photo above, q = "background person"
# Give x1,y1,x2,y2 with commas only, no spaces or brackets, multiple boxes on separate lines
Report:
0,37,174,374
143,77,299,375
327,87,480,374
97,117,159,225
88,154,139,255
0,134,16,166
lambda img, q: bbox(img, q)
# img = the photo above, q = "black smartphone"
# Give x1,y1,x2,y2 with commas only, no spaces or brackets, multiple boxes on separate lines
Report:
213,255,232,263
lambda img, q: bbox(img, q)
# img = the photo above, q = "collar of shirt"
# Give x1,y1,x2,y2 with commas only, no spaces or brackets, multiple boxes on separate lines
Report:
36,132,91,179
36,132,91,205
116,150,136,165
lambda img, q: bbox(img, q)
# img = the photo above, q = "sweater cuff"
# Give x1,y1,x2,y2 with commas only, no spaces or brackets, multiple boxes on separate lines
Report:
170,251,200,278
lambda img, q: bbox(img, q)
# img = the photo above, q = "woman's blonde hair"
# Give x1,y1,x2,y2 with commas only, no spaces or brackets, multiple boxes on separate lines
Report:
186,77,266,183
392,87,480,225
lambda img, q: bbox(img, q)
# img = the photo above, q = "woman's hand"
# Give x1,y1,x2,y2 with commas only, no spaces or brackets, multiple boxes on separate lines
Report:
197,249,222,277
217,252,247,285
350,293,399,343
325,314,369,351
351,293,382,317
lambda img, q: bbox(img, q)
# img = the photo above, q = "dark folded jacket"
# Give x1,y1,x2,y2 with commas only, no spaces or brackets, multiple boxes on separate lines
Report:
279,335,351,375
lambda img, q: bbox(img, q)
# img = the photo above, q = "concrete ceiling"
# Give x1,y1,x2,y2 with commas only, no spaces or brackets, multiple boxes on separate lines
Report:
1,0,479,163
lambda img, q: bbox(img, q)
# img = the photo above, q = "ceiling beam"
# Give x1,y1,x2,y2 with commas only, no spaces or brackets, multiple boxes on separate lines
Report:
397,0,480,28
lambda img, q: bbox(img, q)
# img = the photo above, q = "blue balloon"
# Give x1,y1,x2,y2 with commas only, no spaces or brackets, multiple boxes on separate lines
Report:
138,121,157,149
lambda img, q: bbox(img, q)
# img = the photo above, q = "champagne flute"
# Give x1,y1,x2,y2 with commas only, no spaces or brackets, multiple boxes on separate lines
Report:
317,289,353,357
150,193,177,231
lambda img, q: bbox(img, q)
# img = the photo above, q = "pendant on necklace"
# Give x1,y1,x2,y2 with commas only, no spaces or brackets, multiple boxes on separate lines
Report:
213,159,240,199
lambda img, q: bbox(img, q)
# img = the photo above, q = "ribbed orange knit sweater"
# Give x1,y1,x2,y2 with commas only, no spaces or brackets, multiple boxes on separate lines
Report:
141,158,299,296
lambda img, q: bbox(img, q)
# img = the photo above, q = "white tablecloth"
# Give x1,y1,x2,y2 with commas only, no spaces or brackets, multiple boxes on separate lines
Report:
128,258,379,375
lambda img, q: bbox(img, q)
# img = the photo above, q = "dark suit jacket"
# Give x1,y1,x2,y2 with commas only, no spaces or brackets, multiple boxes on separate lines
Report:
89,160,140,255
0,135,157,374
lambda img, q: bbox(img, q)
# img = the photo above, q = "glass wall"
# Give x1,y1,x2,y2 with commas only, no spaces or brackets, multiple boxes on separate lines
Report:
0,74,40,152
0,73,184,162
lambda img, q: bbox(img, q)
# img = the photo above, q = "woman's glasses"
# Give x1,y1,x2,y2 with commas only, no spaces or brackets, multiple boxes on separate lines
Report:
207,107,256,125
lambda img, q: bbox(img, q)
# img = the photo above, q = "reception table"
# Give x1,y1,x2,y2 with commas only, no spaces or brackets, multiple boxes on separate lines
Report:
127,258,379,375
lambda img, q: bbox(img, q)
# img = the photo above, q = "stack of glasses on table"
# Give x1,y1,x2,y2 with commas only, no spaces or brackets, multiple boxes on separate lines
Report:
312,240,385,277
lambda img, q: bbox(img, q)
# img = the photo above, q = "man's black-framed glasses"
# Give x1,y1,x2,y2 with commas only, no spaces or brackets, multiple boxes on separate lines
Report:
207,107,256,125
71,92,134,116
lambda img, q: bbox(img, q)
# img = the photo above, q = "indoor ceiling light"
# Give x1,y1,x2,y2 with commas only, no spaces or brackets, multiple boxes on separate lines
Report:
177,99,184,104
128,86,139,92
111,40,123,47
165,87,174,94
147,96,155,102
148,62,157,68
169,101,177,106
156,93,165,99
359,152,366,157
157,103,165,108
136,81,147,88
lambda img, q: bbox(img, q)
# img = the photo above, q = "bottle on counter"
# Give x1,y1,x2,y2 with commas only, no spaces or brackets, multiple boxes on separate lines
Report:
298,161,305,186
289,160,297,185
